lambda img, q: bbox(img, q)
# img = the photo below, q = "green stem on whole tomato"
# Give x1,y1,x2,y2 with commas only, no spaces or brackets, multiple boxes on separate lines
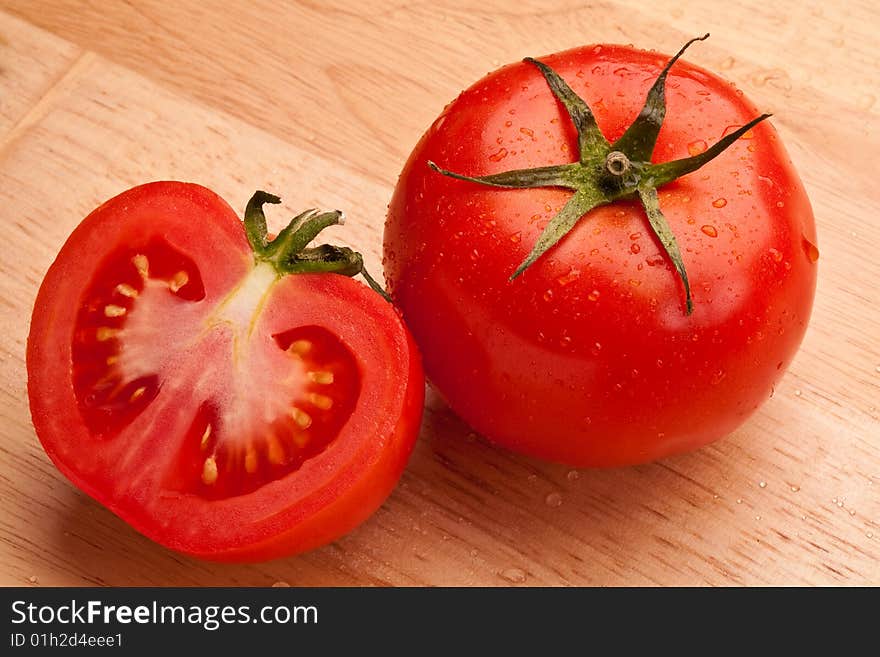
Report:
243,191,390,301
427,33,771,316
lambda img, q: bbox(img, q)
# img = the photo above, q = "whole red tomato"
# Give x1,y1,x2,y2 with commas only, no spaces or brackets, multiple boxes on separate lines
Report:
28,182,424,561
384,37,817,466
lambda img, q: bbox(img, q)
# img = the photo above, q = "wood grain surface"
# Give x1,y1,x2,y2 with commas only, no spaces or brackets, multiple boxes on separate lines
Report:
0,0,877,586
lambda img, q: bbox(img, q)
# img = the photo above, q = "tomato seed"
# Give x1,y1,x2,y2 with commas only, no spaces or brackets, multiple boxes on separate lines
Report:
131,254,149,278
201,457,218,485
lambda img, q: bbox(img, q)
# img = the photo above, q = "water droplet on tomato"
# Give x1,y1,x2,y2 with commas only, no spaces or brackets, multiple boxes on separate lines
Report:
567,470,580,482
629,232,642,241
556,268,580,286
272,581,291,587
802,237,820,263
543,289,554,302
510,231,521,243
630,243,641,254
519,127,535,139
776,200,785,208
488,147,508,162
590,342,602,356
501,567,527,584
759,481,767,489
768,247,783,262
701,225,718,237
646,254,665,267
711,369,726,385
712,198,727,208
687,139,708,156
545,492,563,507
791,485,800,492
613,66,629,76
504,120,513,127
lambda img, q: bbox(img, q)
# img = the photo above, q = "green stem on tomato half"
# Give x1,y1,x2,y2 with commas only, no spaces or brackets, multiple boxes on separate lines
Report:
243,191,390,301
427,33,771,316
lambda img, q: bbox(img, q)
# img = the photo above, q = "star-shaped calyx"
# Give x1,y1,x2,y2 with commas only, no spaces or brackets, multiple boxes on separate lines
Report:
428,34,771,315
243,191,389,300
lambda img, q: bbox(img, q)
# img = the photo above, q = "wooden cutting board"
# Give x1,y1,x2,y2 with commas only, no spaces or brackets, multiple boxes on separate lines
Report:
0,0,877,586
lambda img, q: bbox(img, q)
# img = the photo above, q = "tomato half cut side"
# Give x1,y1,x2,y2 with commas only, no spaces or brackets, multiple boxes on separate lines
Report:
28,182,424,562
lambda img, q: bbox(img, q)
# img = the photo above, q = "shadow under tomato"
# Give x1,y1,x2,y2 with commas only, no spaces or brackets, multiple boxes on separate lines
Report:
400,386,744,584
48,484,363,586
46,386,745,586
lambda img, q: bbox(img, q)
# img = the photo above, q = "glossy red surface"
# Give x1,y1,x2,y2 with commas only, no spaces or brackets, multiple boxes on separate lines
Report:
385,44,817,466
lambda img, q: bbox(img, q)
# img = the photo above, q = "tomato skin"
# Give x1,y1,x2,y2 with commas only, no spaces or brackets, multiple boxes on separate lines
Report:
384,44,817,466
28,181,424,561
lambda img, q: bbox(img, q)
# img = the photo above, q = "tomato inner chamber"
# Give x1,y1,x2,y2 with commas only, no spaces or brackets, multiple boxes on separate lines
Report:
72,241,362,499
72,238,206,436
170,325,361,499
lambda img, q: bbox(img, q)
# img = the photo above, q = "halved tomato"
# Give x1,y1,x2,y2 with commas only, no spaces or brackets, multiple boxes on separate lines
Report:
27,182,424,562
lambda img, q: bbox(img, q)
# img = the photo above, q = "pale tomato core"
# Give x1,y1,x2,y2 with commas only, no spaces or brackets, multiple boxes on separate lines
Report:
72,240,360,500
